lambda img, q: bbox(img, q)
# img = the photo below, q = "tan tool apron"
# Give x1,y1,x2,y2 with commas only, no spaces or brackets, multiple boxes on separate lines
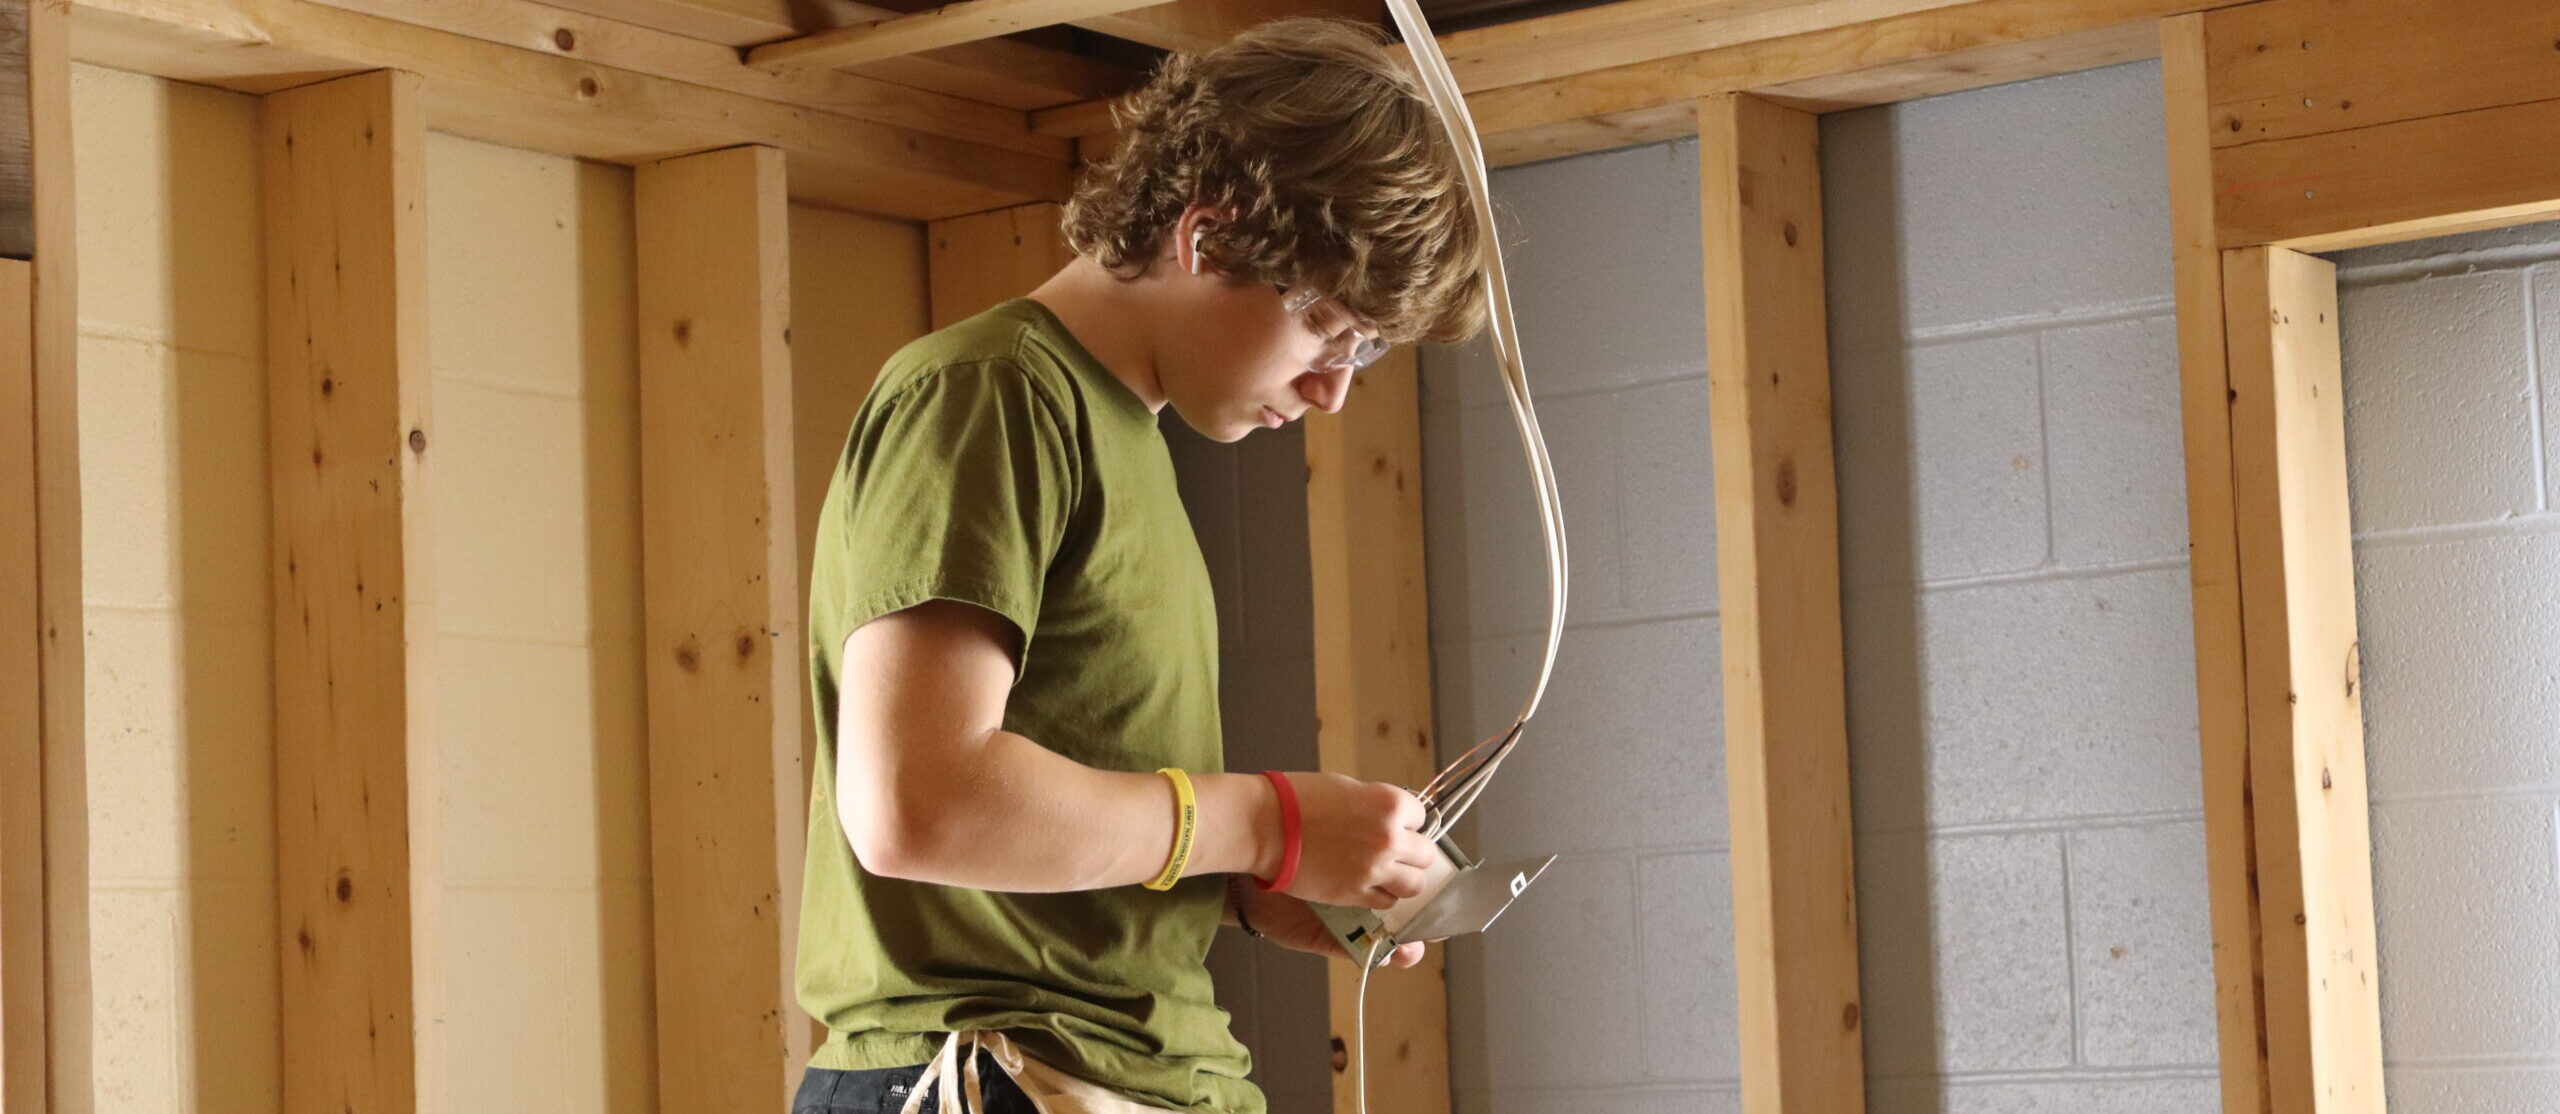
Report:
894,1030,1178,1114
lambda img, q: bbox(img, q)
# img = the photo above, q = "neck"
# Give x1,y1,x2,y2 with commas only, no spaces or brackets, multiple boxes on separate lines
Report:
1027,256,1167,413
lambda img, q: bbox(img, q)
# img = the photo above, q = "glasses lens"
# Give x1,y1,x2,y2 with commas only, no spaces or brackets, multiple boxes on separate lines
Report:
1348,336,1391,370
1284,287,1391,372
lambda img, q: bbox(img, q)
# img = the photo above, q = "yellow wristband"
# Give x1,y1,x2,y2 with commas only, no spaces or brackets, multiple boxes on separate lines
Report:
1144,768,1197,892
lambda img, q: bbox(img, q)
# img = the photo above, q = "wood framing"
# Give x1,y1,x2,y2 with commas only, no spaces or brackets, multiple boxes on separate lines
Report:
926,201,1075,328
2168,4,2560,1109
1462,0,2233,166
1303,349,1450,1114
2161,15,2267,1114
1696,92,1862,1114
2194,0,2560,251
0,252,35,1114
1070,0,1372,52
1447,0,1978,98
746,0,1167,72
71,0,1076,219
1,0,80,1105
2219,244,2384,1114
536,0,1136,109
635,144,812,1114
263,68,434,1114
290,0,1071,158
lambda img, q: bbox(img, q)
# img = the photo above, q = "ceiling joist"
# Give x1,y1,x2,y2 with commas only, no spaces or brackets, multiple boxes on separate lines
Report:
745,0,1174,73
541,0,1137,109
63,0,2299,216
70,0,1077,218
296,0,1071,157
1457,0,2242,164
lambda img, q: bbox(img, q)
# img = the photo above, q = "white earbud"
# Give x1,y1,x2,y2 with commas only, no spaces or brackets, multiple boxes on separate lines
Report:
1188,225,1206,276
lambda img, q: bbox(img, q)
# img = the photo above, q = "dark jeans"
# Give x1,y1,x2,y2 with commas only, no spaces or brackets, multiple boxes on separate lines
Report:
792,1050,1042,1114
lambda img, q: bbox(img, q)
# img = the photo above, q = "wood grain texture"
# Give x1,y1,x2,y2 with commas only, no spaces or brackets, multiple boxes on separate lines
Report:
533,0,1135,109
745,0,1163,72
2220,245,2384,1114
25,0,81,1100
1472,0,2226,166
0,254,41,1114
70,0,1075,219
1302,349,1450,1114
1444,0,1973,93
635,144,811,1114
1069,0,1372,51
2203,0,2560,149
2161,17,2269,1114
290,0,1071,158
263,68,432,1114
2209,93,2560,251
925,201,1074,328
1696,92,1863,1114
1,0,75,1100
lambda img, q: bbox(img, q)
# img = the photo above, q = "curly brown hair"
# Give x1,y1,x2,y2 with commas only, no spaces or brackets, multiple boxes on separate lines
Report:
1061,18,1488,346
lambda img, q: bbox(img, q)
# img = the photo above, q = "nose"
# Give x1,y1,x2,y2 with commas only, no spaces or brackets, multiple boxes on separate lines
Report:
1297,365,1353,414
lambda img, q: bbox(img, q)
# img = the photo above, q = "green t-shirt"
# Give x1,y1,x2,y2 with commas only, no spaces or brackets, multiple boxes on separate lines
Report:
796,298,1261,1114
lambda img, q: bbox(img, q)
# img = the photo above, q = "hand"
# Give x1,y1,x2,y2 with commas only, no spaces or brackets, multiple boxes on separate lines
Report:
1234,883,1429,968
1274,773,1438,910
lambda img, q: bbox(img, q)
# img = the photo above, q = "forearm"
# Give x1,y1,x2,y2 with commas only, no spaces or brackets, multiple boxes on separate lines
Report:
846,725,1281,893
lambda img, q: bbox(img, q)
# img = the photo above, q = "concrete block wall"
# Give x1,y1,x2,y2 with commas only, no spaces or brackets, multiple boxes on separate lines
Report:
421,133,657,1113
1420,62,2227,1113
1388,54,2560,1114
2328,221,2560,1106
72,63,279,1114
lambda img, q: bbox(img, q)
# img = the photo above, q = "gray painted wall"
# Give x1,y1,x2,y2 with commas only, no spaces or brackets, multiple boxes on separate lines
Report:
1172,56,2560,1114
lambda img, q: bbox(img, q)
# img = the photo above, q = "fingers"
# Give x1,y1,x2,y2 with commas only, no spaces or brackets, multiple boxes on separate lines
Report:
1390,829,1439,871
1391,941,1428,968
1384,784,1428,831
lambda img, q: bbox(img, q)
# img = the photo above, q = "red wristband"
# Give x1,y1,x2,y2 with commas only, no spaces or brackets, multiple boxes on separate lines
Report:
1256,770,1301,892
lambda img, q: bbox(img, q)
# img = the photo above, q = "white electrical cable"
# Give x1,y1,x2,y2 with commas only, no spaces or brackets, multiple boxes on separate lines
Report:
1385,0,1568,842
1339,11,1568,1114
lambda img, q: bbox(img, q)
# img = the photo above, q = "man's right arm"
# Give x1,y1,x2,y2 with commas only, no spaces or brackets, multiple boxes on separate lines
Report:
833,599,1437,909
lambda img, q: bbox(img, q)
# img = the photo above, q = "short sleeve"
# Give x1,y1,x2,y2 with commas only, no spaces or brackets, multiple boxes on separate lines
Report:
820,362,1077,673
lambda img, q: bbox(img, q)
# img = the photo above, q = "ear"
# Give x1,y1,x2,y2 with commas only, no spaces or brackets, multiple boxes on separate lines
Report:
1171,203,1230,279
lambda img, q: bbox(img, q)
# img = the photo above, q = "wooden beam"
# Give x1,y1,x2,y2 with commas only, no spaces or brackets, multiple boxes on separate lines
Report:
291,0,1071,158
2218,244,2385,1114
1696,92,1863,1114
263,68,432,1114
2209,94,2560,252
71,0,1076,220
1068,0,1374,52
1302,349,1450,1114
1445,0,1972,94
838,32,1136,112
2203,0,2560,149
636,144,811,1114
533,0,1136,110
2161,15,2268,1114
1,0,80,1104
2177,0,2560,251
745,0,1165,73
1466,0,2227,167
926,201,1076,328
0,254,34,1114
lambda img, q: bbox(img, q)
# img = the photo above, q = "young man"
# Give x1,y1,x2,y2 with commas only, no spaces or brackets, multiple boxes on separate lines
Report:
792,20,1487,1114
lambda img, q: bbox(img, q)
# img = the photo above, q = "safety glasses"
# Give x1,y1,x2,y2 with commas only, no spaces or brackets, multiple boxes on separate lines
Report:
1281,286,1391,373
